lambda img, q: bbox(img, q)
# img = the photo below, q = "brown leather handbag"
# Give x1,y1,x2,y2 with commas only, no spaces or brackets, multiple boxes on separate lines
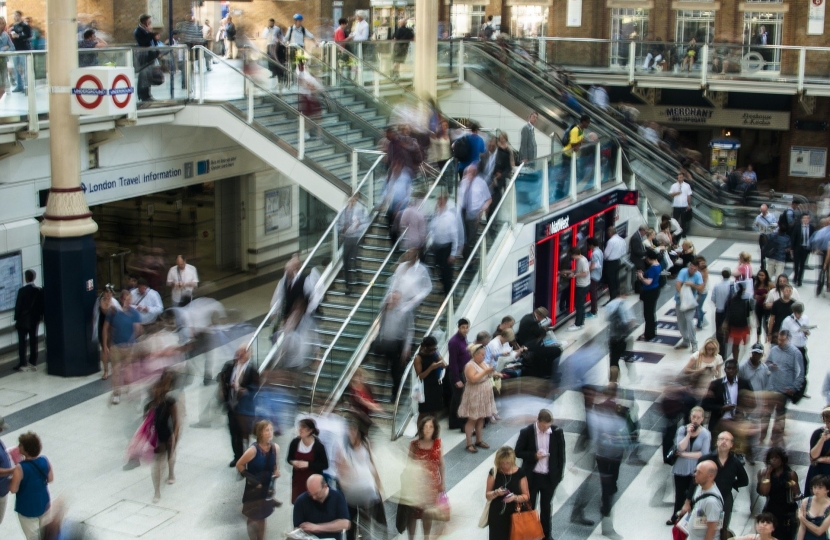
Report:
510,502,545,540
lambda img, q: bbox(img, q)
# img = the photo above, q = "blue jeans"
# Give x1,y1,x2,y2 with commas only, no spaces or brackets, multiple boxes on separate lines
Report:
12,56,25,89
695,292,708,329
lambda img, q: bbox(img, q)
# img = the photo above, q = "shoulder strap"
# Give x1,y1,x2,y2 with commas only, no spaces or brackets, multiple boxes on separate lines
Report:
693,492,723,506
21,459,48,483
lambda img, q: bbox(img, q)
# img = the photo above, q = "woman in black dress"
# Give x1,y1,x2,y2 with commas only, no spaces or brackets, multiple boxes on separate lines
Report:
149,372,179,504
414,335,445,425
485,446,530,540
806,409,830,491
236,420,280,540
758,447,800,540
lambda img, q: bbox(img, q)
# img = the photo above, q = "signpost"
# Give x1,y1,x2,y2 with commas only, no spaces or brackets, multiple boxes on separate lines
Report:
70,67,136,116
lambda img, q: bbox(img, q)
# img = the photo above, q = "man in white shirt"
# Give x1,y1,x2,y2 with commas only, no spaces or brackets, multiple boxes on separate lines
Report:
348,11,370,42
603,226,627,301
337,195,368,294
285,13,316,68
430,192,464,295
130,278,164,325
668,172,693,239
386,249,432,313
166,255,199,307
588,85,609,111
780,302,810,373
262,18,284,78
564,247,591,331
754,204,778,269
202,19,213,69
458,165,492,259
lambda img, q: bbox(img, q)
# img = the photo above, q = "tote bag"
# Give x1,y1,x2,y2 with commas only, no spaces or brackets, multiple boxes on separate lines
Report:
679,285,697,312
510,503,545,540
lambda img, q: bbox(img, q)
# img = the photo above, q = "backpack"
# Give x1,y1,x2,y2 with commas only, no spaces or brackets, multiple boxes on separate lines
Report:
727,296,750,327
452,134,471,162
286,26,306,42
608,301,635,340
560,124,579,147
225,23,236,39
480,24,494,39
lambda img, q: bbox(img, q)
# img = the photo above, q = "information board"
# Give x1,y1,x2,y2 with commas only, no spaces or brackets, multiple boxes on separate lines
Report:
0,251,23,312
511,275,533,304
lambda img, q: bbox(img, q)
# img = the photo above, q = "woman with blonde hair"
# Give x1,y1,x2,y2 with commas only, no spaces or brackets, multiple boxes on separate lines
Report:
668,406,711,525
682,338,723,399
484,446,530,540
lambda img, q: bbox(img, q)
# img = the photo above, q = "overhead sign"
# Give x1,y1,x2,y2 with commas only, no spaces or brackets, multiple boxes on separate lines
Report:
77,148,259,206
631,105,790,130
536,189,637,241
70,67,136,116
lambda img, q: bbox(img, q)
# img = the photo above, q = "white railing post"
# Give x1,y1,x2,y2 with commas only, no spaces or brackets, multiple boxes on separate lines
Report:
479,235,488,281
331,226,340,264
569,155,578,202
615,146,623,183
368,169,375,209
701,45,709,88
198,47,206,104
628,42,636,84
298,116,305,160
630,173,637,191
357,43,364,86
330,43,339,87
639,193,647,222
594,143,601,192
125,51,138,121
185,46,192,97
26,54,38,134
458,39,465,84
541,158,550,214
351,151,359,191
538,38,546,63
373,70,380,98
447,297,454,339
797,47,806,94
246,79,254,123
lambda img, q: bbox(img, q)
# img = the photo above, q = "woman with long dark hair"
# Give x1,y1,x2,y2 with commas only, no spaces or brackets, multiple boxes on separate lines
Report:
287,418,329,503
754,268,773,343
758,447,800,540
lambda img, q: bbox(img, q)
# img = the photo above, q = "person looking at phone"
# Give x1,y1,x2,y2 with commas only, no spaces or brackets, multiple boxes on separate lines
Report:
669,407,711,525
780,302,811,375
764,330,805,447
805,408,830,493
484,446,530,540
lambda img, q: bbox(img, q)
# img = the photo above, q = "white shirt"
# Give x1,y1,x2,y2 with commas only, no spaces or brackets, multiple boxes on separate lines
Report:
202,25,212,41
166,264,199,304
338,201,369,238
352,19,369,41
386,261,432,312
270,267,322,316
604,235,627,261
533,423,552,474
669,181,693,208
588,86,609,110
286,24,313,47
130,287,164,325
262,25,283,45
459,175,492,217
753,212,777,233
430,203,465,256
723,378,738,419
781,314,810,348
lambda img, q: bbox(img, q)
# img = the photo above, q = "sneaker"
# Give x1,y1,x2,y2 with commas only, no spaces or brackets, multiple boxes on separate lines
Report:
691,345,698,353
586,313,598,319
674,341,689,350
567,325,584,332
112,395,121,405
24,364,37,372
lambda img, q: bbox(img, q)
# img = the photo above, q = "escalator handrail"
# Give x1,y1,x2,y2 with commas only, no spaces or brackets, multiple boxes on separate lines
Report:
390,158,530,440
308,158,457,411
245,153,387,354
193,46,374,167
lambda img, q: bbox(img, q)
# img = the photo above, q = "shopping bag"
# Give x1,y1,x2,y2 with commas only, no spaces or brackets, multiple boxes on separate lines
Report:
425,492,451,522
126,409,158,464
679,285,697,312
509,503,545,540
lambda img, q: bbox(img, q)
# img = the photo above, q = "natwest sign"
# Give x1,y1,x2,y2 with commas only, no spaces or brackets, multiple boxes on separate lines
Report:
70,67,136,116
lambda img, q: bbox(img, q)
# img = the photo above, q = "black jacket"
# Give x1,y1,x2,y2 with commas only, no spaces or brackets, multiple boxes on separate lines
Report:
218,360,260,413
515,423,566,484
286,437,329,475
791,223,816,251
629,231,647,270
686,452,749,502
701,377,754,433
14,284,44,331
516,313,544,347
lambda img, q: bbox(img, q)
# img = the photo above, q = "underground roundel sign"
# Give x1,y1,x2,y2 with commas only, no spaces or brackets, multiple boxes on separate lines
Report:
70,67,136,116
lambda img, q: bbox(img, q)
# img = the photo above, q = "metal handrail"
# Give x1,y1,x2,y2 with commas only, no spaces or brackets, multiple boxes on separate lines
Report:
308,157,456,410
390,159,528,440
245,152,386,354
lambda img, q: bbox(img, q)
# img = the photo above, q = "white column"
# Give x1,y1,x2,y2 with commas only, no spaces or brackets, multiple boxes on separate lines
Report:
414,0,438,99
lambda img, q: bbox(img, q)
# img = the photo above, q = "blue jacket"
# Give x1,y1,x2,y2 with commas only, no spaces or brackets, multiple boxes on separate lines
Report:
764,232,790,261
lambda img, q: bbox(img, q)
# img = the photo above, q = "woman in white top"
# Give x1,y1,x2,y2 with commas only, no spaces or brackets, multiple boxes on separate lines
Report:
682,337,724,400
765,274,801,309
336,419,386,540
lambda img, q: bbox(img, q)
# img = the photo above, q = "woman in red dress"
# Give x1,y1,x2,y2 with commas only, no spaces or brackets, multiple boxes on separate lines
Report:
404,416,446,539
286,418,329,503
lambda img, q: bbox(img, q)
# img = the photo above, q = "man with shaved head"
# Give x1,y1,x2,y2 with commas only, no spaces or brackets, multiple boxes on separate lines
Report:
676,461,724,540
293,474,350,538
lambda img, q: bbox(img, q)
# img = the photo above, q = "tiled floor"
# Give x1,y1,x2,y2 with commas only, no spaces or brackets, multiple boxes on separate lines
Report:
0,235,828,539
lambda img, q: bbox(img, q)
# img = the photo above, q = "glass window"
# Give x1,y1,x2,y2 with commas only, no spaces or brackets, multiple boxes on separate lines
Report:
610,8,649,67
510,5,548,38
451,5,486,38
676,10,716,46
743,11,784,72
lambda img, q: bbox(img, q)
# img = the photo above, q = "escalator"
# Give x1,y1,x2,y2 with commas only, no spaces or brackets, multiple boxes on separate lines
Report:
460,41,808,233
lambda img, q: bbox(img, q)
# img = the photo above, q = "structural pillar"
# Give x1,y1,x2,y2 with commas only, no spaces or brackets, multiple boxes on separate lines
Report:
40,0,100,376
414,0,438,100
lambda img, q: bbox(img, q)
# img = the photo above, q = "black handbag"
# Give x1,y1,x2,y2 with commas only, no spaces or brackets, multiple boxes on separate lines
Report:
149,66,165,86
665,445,679,465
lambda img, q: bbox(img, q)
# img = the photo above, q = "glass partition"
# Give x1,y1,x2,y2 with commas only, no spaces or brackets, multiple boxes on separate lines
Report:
0,51,46,121
133,46,191,104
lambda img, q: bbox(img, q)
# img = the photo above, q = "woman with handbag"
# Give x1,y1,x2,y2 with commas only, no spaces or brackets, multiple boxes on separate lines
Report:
402,416,446,539
668,407,711,525
484,446,534,540
415,335,445,425
337,417,388,540
9,432,53,540
236,420,281,540
458,344,499,453
796,475,830,540
805,409,830,491
758,447,800,540
148,372,180,503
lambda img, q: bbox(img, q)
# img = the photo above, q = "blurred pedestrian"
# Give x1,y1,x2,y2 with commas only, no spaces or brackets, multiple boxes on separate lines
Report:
237,420,280,540
149,372,180,503
764,330,805,446
270,254,321,326
10,432,53,540
398,195,427,260
757,447,799,540
377,291,414,400
414,336,445,424
103,289,143,404
392,19,413,78
287,418,329,504
674,260,705,353
586,386,628,537
336,418,387,540
338,195,368,294
400,416,445,539
459,344,498,453
131,277,164,325
13,269,44,372
0,416,12,524
219,346,260,467
606,294,636,384
387,249,432,312
347,369,382,433
166,254,199,307
458,164,492,258
484,447,530,540
668,407,710,525
588,237,604,318
726,282,753,363
781,302,810,375
429,190,463,296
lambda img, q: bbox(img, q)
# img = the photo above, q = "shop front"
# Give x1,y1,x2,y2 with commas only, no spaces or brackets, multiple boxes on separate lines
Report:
533,189,638,327
371,0,415,40
507,0,551,38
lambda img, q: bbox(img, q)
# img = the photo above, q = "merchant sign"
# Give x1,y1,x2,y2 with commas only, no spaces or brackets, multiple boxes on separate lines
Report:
632,106,790,131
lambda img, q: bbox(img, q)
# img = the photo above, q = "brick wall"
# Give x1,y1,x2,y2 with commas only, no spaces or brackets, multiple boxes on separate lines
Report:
6,0,46,33
777,96,830,194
